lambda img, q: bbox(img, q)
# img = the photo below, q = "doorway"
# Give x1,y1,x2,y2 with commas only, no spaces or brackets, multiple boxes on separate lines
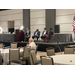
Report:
8,21,14,34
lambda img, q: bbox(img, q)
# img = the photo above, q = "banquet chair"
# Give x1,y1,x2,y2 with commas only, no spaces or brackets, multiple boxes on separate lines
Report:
11,43,17,48
0,54,3,65
35,45,39,54
9,48,23,65
20,46,31,65
40,56,54,65
29,50,37,65
46,47,55,56
64,47,74,54
0,43,3,48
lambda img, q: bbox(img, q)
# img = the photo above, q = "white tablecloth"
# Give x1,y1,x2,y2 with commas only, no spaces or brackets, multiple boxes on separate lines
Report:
0,48,23,65
50,54,75,65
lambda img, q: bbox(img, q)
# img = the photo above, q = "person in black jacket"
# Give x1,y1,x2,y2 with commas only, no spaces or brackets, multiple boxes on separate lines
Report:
48,28,54,39
41,28,48,42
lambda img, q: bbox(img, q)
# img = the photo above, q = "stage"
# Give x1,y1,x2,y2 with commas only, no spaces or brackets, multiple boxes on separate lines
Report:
0,41,75,52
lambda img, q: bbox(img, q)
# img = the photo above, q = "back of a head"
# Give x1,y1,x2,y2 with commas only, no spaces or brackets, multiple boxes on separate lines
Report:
29,38,34,43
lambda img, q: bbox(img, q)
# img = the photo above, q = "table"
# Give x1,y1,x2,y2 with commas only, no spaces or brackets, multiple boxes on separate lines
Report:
0,48,23,65
50,54,75,65
0,34,15,42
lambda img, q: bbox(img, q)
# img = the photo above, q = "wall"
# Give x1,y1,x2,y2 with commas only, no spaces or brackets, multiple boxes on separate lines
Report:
23,9,30,32
56,9,75,40
30,9,46,38
46,9,56,31
0,9,23,33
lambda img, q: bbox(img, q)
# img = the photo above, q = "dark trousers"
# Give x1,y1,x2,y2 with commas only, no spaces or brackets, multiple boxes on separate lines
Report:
41,36,46,39
32,36,39,40
25,36,30,41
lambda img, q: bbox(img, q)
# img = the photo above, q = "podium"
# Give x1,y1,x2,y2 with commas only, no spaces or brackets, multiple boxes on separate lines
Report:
15,29,24,41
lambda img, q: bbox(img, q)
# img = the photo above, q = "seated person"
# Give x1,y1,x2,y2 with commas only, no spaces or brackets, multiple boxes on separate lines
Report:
27,38,36,51
25,28,31,41
48,28,54,39
46,28,54,42
41,28,48,42
32,29,40,41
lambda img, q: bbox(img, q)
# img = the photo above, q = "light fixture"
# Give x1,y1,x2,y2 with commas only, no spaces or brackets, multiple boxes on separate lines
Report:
20,26,24,30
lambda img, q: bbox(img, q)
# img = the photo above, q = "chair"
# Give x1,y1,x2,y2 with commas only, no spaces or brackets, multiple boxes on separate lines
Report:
20,46,31,65
0,54,3,65
40,56,54,65
9,48,23,65
11,43,17,48
29,50,37,65
0,43,3,48
35,45,39,54
64,47,74,54
46,47,55,56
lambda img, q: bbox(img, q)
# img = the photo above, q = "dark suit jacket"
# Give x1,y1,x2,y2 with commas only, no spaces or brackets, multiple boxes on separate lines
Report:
34,31,40,37
42,30,48,36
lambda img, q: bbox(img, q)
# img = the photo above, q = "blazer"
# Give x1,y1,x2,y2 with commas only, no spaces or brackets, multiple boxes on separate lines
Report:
25,30,31,37
42,30,48,36
34,31,40,37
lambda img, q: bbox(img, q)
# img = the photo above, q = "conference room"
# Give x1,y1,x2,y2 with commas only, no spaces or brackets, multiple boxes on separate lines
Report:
0,9,75,65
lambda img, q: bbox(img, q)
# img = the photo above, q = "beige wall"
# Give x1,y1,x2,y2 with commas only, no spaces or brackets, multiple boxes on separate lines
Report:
56,9,75,40
30,9,46,38
0,9,23,33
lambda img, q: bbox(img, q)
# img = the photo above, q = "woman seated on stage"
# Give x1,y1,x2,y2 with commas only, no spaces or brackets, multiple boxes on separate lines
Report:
32,29,40,41
46,28,54,42
25,28,31,41
41,28,48,42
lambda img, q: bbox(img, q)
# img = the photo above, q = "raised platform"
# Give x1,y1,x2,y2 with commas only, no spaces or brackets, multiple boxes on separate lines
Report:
0,41,75,52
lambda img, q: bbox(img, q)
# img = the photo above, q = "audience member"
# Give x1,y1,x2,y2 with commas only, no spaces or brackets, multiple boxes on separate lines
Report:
27,38,36,51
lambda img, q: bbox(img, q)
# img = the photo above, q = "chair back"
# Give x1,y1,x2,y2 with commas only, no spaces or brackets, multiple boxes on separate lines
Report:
35,45,38,54
23,46,31,58
46,47,55,56
30,50,37,65
11,43,17,48
64,47,74,54
40,56,54,65
0,43,3,48
9,48,19,64
0,54,3,65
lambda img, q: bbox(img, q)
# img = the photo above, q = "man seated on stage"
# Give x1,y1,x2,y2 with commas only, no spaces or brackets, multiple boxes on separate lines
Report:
27,38,36,51
25,28,31,41
41,28,48,42
32,29,40,41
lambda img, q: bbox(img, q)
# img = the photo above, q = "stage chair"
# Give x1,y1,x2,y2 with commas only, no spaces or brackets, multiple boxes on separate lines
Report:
11,43,17,48
40,56,54,65
64,47,74,54
46,47,55,56
9,48,23,65
0,43,3,48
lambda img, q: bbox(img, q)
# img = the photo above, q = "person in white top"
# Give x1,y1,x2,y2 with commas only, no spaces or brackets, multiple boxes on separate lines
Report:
28,38,36,51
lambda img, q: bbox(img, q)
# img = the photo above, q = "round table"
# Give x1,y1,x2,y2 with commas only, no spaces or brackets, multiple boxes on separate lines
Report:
50,54,75,65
